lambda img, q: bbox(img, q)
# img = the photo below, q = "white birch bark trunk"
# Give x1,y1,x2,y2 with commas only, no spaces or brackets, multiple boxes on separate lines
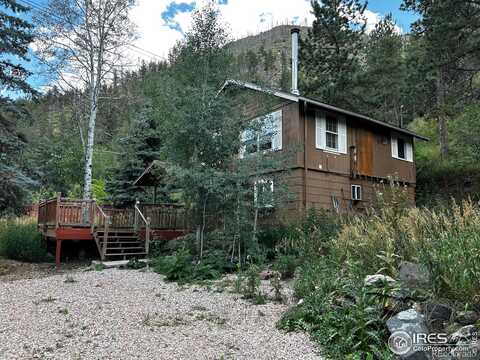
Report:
83,84,97,200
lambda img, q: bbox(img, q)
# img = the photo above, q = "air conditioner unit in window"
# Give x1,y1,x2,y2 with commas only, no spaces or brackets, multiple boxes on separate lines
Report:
351,185,362,201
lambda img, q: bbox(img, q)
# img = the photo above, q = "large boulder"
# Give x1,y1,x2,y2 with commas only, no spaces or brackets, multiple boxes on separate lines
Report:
449,325,478,344
399,262,430,287
387,309,431,360
424,302,454,331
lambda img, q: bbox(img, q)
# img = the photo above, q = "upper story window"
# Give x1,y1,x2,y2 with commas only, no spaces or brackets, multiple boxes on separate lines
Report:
391,133,413,162
316,111,347,154
240,110,282,158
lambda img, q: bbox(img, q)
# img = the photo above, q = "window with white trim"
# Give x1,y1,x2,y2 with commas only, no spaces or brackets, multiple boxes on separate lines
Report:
240,110,282,158
351,185,362,201
316,112,347,154
391,133,413,162
326,116,338,150
254,179,274,209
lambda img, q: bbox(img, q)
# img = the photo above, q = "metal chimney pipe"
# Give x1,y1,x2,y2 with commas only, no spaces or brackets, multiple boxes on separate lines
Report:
291,27,300,95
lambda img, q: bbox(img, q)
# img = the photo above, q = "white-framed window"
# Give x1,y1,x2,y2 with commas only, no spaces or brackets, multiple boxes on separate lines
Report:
316,111,347,154
240,110,282,158
391,133,413,162
351,185,362,201
254,179,274,209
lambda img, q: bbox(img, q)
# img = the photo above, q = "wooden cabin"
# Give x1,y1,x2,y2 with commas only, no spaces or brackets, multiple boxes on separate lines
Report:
221,79,428,215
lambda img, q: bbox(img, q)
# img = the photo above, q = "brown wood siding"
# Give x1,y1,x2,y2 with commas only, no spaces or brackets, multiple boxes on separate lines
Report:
228,88,418,218
304,170,415,213
303,106,416,184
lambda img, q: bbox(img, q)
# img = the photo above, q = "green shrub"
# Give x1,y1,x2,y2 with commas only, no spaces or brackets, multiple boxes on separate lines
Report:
126,258,147,269
152,247,193,282
279,260,393,359
0,218,51,262
235,264,265,303
273,254,298,279
191,250,228,281
270,271,284,302
152,248,230,283
275,209,340,260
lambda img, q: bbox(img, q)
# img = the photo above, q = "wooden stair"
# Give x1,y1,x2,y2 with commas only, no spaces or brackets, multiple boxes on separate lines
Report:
94,229,146,260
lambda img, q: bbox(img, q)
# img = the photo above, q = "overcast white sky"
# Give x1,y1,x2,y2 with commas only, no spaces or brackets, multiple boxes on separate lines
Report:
128,0,401,64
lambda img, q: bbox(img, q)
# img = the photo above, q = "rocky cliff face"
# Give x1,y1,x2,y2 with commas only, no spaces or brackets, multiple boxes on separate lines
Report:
228,25,309,91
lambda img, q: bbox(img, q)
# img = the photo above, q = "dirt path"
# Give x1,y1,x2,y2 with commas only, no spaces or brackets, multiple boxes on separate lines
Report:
0,267,322,360
0,258,87,282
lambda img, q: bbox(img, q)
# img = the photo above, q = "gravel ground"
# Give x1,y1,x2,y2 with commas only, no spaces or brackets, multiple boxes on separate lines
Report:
0,268,322,360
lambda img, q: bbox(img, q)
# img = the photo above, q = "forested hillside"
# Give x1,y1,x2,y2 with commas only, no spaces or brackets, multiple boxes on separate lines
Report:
2,0,480,215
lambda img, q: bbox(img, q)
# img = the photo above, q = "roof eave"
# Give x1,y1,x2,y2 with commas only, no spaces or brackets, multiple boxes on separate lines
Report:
222,79,429,142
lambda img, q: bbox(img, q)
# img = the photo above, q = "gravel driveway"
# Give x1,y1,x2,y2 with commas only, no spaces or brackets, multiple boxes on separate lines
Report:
0,268,322,360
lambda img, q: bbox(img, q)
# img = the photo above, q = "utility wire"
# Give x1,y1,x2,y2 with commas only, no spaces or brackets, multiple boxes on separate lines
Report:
19,0,167,62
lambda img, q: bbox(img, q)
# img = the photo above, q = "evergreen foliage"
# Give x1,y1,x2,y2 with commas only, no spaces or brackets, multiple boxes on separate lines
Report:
0,0,36,214
300,0,367,108
402,0,480,157
362,14,407,126
106,103,160,207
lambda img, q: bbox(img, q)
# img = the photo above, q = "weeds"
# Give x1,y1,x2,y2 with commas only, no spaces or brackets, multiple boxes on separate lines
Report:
58,308,69,315
273,255,298,279
126,258,147,270
270,271,284,303
0,218,51,263
335,197,480,300
152,248,230,283
64,275,76,284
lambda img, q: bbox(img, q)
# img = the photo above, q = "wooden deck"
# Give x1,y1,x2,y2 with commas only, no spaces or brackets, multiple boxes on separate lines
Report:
38,194,189,267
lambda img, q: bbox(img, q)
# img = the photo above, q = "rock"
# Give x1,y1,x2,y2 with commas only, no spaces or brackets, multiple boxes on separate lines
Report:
456,311,480,326
450,339,480,360
259,270,274,280
449,325,478,344
386,309,431,360
424,302,453,332
399,262,429,287
364,274,397,287
425,302,454,321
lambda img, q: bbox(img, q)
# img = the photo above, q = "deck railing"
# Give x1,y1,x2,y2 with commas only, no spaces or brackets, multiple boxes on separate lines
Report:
38,197,59,228
139,203,187,230
38,196,187,231
38,194,94,229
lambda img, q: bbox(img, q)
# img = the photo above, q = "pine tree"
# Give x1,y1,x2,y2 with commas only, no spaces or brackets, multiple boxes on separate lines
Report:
362,14,407,126
0,0,36,214
402,0,480,157
106,104,160,207
0,0,34,95
301,0,367,108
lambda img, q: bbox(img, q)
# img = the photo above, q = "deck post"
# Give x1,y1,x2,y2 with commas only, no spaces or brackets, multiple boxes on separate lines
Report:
134,200,139,231
55,192,61,229
90,200,95,234
102,216,109,260
145,216,151,255
55,239,62,268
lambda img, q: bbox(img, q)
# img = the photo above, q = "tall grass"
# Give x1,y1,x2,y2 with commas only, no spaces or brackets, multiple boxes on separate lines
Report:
280,187,480,358
0,218,51,263
335,193,480,301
